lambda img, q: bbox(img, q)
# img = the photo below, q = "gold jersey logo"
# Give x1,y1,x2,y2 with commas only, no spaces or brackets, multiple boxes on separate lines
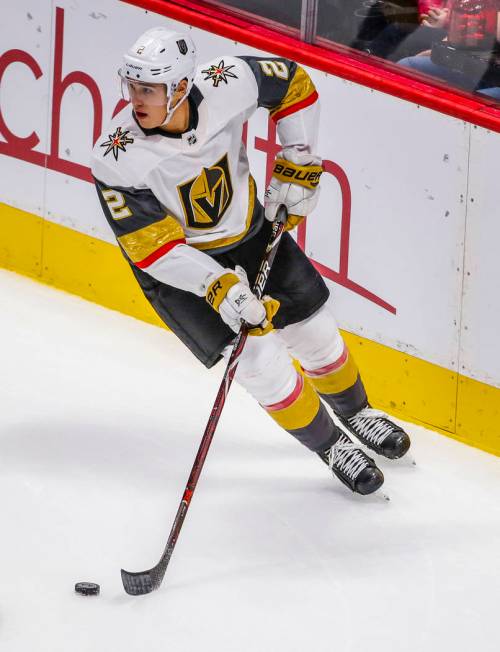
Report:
178,154,233,229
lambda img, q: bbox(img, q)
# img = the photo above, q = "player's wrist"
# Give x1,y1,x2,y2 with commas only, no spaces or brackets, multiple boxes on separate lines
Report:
278,146,322,168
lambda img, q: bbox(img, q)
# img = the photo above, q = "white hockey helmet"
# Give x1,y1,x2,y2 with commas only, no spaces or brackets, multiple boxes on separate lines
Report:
120,27,197,124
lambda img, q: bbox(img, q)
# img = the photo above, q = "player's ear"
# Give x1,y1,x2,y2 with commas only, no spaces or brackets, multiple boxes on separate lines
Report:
171,78,188,108
176,78,189,95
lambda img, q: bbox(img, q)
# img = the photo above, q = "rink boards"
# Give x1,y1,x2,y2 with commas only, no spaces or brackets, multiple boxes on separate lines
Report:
0,0,499,455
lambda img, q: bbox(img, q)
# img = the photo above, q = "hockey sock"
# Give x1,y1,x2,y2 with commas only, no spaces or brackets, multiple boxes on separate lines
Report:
302,343,368,418
262,372,338,452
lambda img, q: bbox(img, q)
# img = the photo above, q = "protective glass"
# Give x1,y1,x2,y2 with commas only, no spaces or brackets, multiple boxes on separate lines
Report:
119,71,168,106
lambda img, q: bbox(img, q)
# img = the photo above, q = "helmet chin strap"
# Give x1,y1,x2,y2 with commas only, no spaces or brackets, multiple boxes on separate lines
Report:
161,81,190,127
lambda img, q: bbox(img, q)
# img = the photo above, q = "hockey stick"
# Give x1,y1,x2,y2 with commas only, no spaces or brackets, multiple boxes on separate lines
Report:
121,206,287,595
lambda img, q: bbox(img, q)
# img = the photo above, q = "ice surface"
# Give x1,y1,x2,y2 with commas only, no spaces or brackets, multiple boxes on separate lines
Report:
0,269,499,652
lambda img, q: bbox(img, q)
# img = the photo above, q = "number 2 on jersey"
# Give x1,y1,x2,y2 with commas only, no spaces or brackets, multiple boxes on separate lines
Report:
102,189,132,220
258,60,289,80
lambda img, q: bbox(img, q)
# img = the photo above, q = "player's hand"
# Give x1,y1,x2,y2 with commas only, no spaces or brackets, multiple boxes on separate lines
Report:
205,267,280,335
264,149,322,232
221,287,279,336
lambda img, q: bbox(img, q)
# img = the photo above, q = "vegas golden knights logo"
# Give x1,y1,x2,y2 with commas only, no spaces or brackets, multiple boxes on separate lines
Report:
178,154,233,229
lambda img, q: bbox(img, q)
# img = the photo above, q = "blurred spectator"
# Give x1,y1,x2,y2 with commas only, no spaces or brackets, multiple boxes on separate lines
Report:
398,0,500,99
350,1,393,51
361,1,450,60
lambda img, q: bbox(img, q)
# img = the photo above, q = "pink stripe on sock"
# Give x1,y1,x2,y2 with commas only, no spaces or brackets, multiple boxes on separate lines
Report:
303,345,348,378
264,374,304,412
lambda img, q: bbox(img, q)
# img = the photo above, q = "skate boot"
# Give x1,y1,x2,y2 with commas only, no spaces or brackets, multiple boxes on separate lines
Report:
337,407,411,460
318,430,384,495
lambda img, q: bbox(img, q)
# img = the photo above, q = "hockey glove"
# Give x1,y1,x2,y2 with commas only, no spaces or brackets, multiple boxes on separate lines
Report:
264,149,323,231
205,266,280,336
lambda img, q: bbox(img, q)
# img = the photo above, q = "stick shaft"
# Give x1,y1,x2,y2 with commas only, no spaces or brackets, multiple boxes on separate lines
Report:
121,213,286,593
159,217,285,570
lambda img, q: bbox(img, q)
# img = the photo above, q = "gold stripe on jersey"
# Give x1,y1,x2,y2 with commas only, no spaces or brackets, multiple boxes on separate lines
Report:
118,215,185,264
269,66,317,119
191,176,256,252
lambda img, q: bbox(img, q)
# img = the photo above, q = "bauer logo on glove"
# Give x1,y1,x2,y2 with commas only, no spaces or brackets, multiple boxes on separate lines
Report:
272,160,323,188
205,273,238,310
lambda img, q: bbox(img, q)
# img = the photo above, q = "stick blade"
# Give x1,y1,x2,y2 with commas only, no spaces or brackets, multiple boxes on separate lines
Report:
121,567,161,595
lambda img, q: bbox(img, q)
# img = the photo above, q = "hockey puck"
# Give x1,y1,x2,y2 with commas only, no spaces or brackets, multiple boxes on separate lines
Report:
75,582,100,596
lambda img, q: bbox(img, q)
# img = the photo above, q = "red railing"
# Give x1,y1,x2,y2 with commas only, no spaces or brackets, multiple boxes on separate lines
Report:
122,0,500,132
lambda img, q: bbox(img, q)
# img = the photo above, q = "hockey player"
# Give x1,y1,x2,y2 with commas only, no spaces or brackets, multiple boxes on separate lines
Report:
91,27,411,496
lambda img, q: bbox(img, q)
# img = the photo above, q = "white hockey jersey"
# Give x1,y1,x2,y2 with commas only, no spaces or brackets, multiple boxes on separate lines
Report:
91,55,320,297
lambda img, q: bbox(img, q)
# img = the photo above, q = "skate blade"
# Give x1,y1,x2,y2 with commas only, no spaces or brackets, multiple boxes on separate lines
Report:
393,453,416,467
362,444,416,467
347,488,391,503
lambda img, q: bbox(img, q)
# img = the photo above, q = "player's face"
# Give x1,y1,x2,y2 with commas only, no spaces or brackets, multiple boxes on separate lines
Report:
126,81,169,129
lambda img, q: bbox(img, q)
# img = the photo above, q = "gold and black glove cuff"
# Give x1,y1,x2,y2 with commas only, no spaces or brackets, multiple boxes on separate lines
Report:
205,273,239,312
272,158,323,189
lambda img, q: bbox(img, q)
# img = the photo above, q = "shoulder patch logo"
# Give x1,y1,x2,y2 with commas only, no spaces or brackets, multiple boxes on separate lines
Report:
201,59,238,87
100,127,134,161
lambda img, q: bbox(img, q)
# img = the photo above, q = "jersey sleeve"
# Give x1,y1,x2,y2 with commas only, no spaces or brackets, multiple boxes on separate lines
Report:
94,177,226,296
237,56,320,163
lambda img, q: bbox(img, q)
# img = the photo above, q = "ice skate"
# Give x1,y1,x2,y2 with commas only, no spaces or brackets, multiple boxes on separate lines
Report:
336,407,411,460
318,430,384,495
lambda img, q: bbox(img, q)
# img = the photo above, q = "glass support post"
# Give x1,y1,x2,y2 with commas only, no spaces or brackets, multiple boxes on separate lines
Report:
300,0,319,43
